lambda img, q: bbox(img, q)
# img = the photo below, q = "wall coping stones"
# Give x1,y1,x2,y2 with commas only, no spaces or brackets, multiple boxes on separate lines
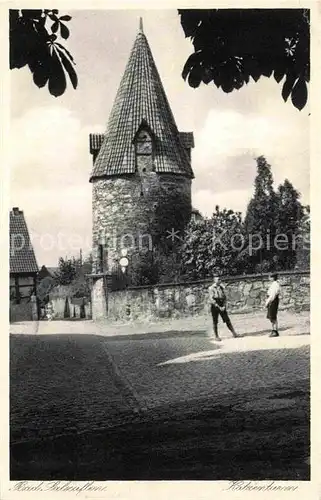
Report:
112,269,310,292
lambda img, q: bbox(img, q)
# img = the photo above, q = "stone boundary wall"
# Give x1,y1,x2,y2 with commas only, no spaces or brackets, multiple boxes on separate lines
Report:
49,297,91,320
107,271,310,321
42,286,92,320
10,301,33,323
10,295,38,323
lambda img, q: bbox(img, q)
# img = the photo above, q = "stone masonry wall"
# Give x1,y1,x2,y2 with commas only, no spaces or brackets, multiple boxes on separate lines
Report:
45,297,91,320
92,173,191,272
91,278,106,320
106,271,310,322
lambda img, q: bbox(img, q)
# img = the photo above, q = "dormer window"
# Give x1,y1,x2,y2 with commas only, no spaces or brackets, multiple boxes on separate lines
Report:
134,124,154,174
136,130,153,155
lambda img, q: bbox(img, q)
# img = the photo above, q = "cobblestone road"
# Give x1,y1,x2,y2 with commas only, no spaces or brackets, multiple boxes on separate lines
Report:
10,312,310,480
10,335,137,444
105,337,309,414
9,309,310,337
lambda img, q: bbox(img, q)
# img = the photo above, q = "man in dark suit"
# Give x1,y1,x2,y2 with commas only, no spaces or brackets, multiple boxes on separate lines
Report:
208,275,239,341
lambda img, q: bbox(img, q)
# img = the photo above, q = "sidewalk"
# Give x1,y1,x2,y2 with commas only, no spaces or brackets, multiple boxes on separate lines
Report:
10,309,310,337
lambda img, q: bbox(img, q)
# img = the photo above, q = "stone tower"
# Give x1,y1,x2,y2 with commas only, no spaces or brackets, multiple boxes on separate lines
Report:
89,20,194,317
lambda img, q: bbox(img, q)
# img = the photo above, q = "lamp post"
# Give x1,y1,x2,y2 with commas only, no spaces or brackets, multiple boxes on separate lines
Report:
119,249,130,316
119,248,129,274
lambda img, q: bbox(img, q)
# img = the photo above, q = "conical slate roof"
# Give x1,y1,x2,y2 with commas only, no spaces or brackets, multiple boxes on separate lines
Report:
90,23,194,180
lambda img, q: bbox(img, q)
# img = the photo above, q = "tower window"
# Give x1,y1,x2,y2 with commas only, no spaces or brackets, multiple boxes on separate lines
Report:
135,128,154,174
136,130,153,155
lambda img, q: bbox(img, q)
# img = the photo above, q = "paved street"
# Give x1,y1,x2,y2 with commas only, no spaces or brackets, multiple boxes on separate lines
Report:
9,309,310,337
10,311,310,480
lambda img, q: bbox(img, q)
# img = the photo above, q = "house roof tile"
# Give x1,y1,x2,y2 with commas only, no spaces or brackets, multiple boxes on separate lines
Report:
10,208,38,274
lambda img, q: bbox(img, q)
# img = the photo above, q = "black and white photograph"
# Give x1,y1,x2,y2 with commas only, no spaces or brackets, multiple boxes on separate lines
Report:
3,3,318,495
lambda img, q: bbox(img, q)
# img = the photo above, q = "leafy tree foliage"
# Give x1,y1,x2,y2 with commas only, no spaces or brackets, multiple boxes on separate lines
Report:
129,252,159,287
180,156,308,279
295,204,310,269
155,251,184,284
121,189,191,286
55,255,91,298
70,274,91,299
180,206,246,280
71,255,92,299
11,8,309,110
275,179,304,269
244,156,306,272
56,256,78,285
37,275,56,302
10,9,77,97
127,249,184,286
179,8,309,110
244,156,279,271
152,192,191,253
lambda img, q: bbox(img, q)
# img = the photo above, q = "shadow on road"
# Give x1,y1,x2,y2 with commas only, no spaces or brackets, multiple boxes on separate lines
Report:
10,333,310,481
10,384,310,481
96,325,304,342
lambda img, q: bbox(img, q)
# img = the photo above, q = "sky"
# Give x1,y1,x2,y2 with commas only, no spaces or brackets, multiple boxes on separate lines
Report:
10,9,310,266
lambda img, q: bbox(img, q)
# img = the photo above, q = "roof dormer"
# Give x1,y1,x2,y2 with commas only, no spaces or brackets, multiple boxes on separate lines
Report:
89,19,194,181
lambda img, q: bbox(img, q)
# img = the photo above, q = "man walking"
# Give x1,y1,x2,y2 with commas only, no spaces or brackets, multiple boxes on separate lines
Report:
208,275,239,341
266,273,281,337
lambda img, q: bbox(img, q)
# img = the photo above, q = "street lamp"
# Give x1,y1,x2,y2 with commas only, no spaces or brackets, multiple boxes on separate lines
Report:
119,248,129,273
